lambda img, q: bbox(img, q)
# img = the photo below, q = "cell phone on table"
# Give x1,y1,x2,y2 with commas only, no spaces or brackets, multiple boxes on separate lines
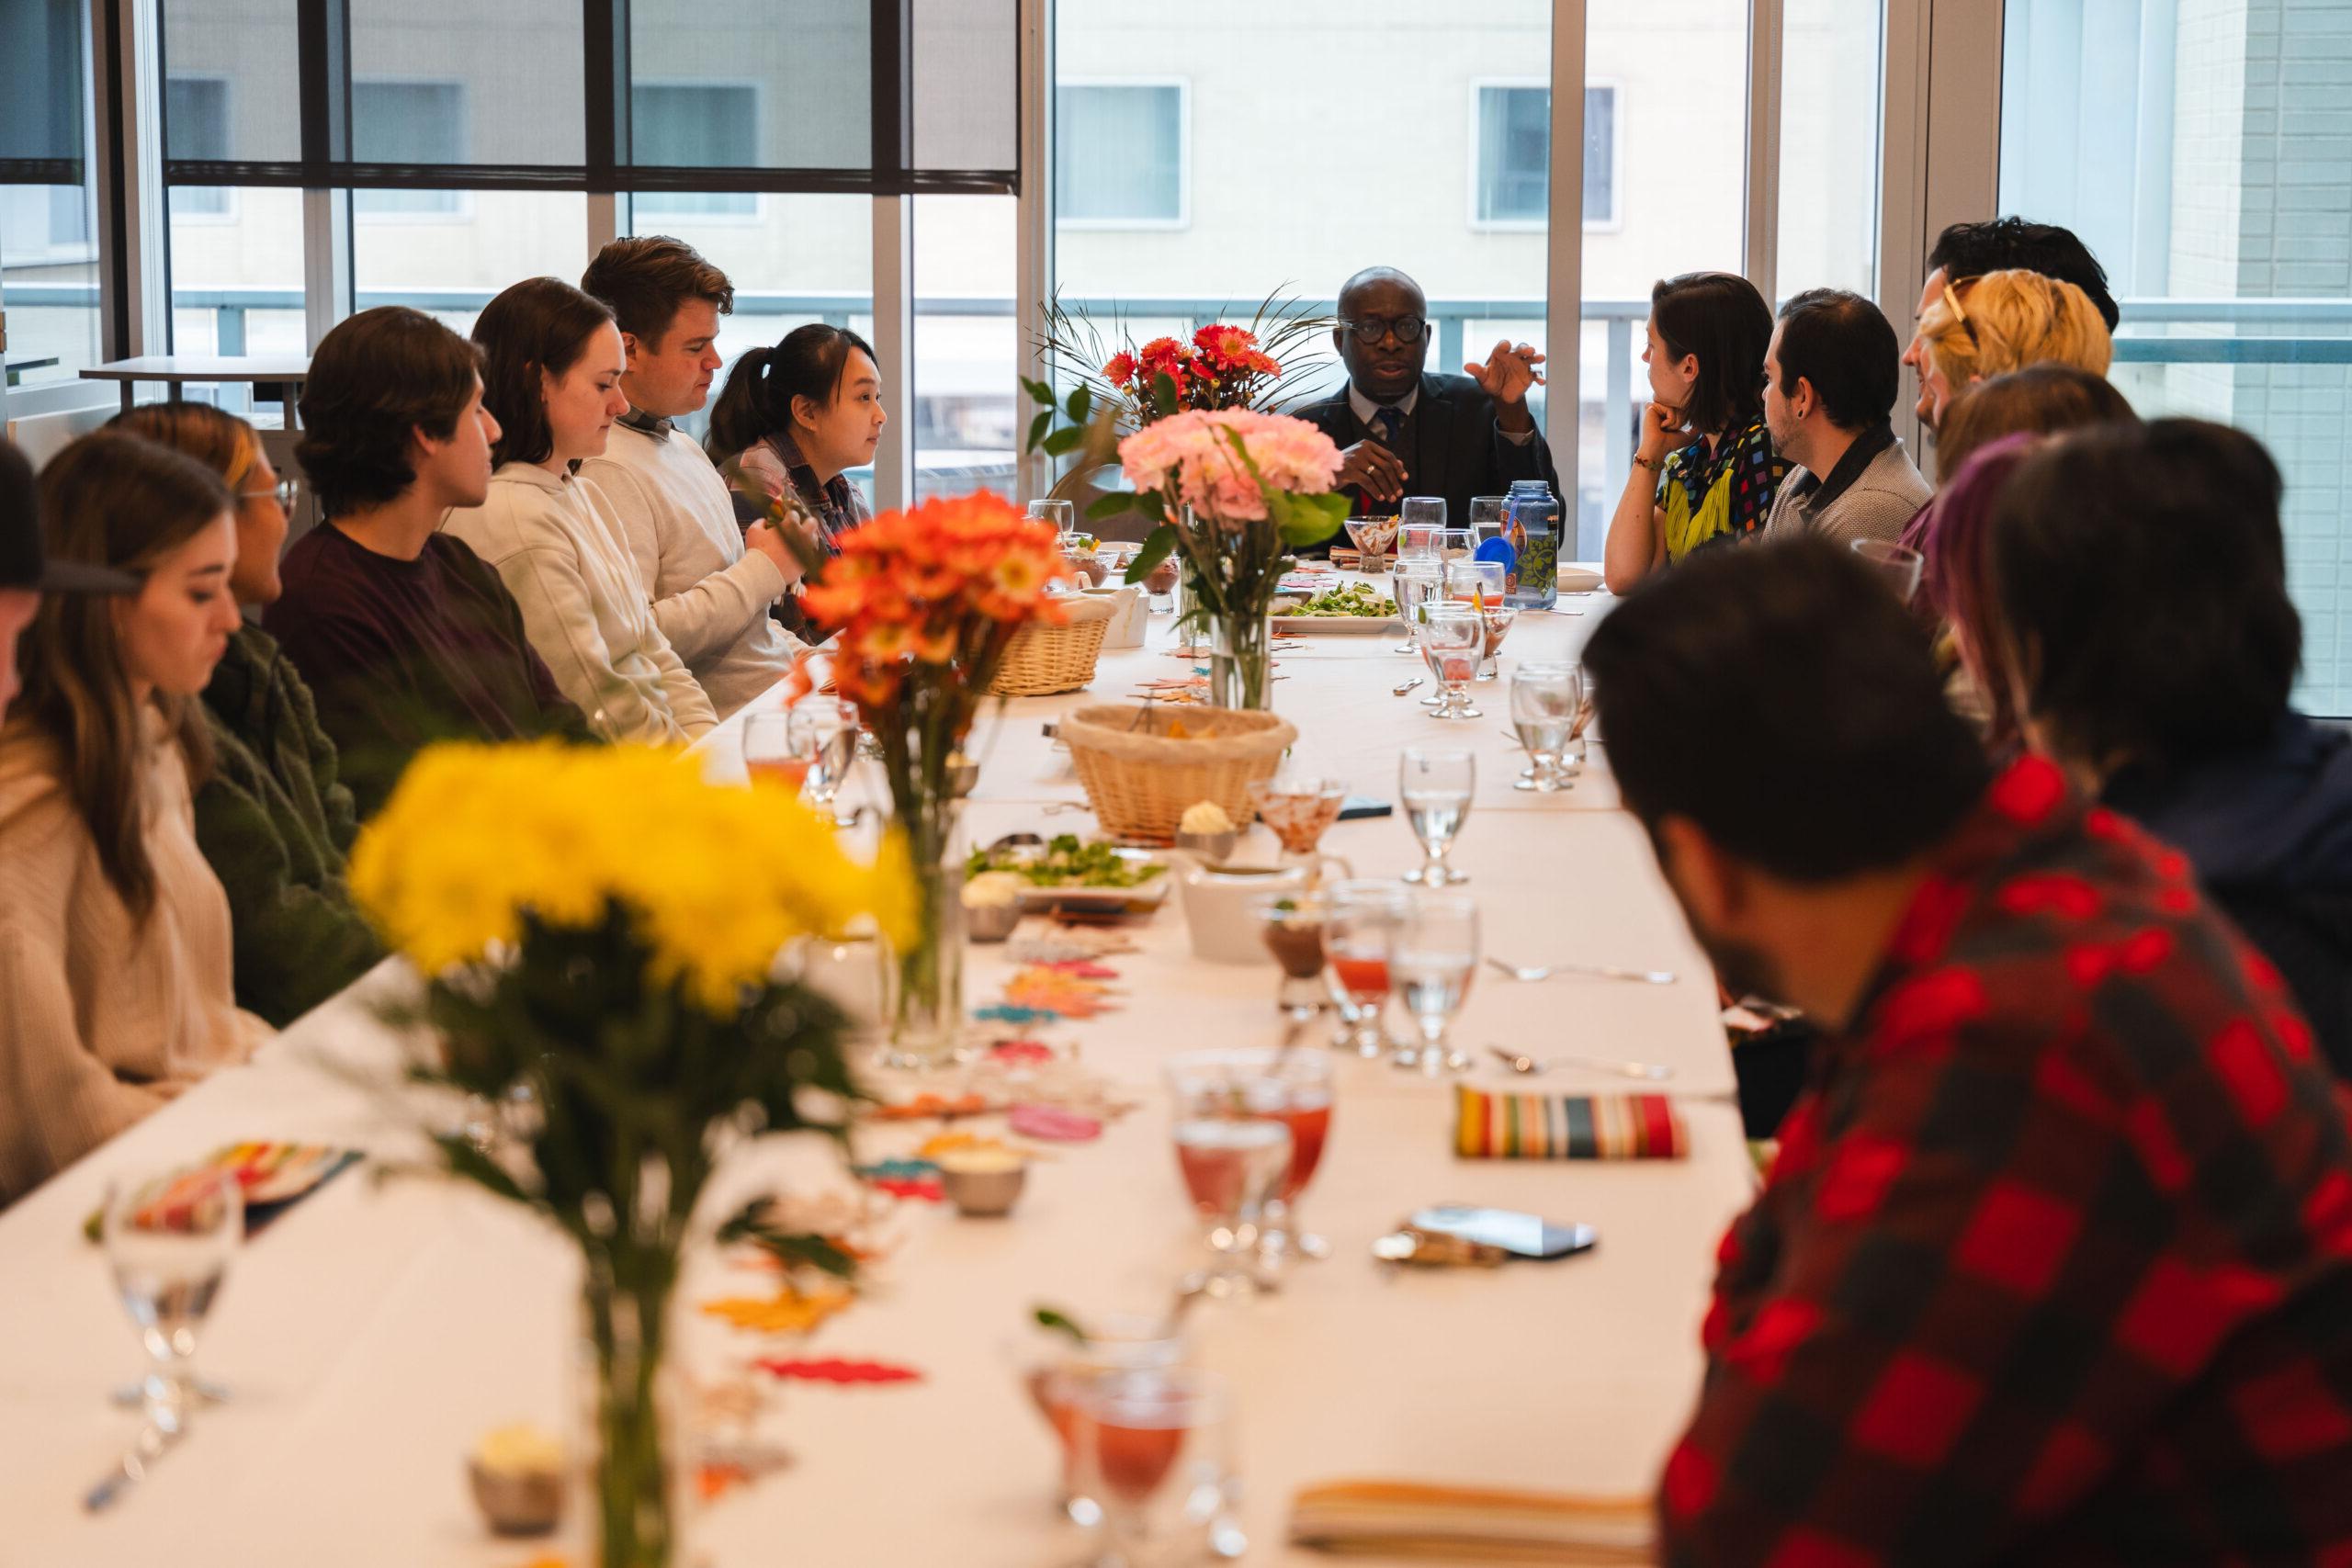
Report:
1337,795,1393,820
1409,1206,1597,1260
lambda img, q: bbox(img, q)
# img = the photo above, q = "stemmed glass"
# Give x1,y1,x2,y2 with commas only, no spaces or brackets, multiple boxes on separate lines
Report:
1438,526,1476,562
1396,523,1442,564
1253,893,1330,1029
1245,773,1351,881
741,710,811,793
1018,1314,1190,1528
1852,538,1925,604
1416,604,1484,720
1168,1047,1334,1265
1029,497,1078,545
1165,1055,1293,1296
1390,893,1481,1074
1446,558,1511,682
1399,747,1475,886
1399,495,1447,538
1069,1367,1238,1567
105,1166,242,1449
1320,879,1408,1057
786,698,862,816
1510,661,1584,793
1389,559,1443,655
1466,495,1509,553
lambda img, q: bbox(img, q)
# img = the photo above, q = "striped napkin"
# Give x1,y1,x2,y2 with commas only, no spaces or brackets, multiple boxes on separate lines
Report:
1453,1085,1688,1160
1290,1480,1655,1562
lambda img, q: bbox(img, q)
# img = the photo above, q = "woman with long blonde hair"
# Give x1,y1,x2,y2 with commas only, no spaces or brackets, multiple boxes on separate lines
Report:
0,431,266,1202
108,402,383,1027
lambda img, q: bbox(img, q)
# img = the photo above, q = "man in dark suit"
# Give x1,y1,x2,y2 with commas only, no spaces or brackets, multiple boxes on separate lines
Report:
1289,266,1561,550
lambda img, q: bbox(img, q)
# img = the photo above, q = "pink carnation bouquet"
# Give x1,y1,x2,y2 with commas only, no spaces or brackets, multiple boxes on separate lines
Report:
1116,409,1349,708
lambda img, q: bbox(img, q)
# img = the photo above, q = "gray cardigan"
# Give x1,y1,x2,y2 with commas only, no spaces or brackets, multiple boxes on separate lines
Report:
1764,436,1933,549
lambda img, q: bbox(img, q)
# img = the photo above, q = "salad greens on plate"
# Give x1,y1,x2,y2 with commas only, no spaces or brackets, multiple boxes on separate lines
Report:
967,834,1166,889
1279,581,1397,618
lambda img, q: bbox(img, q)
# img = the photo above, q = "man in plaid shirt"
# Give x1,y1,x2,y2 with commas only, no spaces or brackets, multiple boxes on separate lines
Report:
1582,537,2352,1564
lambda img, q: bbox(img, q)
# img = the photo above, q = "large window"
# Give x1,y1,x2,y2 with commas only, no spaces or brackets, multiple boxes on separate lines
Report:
1777,0,1882,298
164,77,232,217
353,82,467,218
1056,83,1186,228
1471,84,1618,229
1,0,104,390
633,85,760,220
351,190,589,339
2002,0,2352,716
915,193,1017,502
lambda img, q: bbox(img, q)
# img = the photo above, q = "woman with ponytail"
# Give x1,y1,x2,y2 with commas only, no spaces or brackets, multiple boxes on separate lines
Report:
707,324,886,636
0,432,267,1202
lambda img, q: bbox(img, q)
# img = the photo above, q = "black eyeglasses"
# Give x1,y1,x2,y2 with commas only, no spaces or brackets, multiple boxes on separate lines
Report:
1339,315,1428,346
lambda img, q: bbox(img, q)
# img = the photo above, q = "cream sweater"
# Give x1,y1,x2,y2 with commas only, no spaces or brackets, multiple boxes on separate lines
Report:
443,463,718,745
0,708,269,1203
582,420,806,719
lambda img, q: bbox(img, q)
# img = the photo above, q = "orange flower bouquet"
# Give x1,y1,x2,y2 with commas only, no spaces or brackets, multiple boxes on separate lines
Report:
797,492,1073,1063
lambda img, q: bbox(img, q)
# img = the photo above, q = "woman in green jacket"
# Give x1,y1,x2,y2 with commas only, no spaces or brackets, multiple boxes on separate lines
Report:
107,403,383,1025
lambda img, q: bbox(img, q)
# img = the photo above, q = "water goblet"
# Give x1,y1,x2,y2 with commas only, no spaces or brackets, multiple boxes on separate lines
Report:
1168,1047,1334,1266
1399,747,1475,886
1165,1055,1294,1296
1399,495,1447,537
1389,560,1443,654
742,710,813,794
1390,892,1481,1074
1466,495,1509,552
105,1165,242,1444
1018,1314,1191,1528
1069,1367,1238,1567
1029,497,1078,544
1445,559,1510,681
1437,526,1476,562
1416,604,1484,720
786,698,862,812
1320,879,1408,1057
1852,538,1926,604
1510,661,1583,793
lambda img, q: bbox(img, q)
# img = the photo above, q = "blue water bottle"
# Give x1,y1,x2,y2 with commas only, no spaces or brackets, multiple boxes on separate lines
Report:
1504,480,1558,610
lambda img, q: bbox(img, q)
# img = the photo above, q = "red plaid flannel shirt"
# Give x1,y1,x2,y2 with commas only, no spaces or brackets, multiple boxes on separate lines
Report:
1659,755,2352,1565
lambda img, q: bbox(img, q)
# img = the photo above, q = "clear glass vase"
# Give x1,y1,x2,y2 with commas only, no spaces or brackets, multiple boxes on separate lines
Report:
1207,611,1273,710
885,837,967,1069
578,1262,685,1568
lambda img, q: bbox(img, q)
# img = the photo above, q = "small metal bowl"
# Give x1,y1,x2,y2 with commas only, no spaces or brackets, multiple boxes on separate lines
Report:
468,1459,565,1537
1174,828,1239,864
966,898,1023,942
937,1155,1027,1217
946,757,981,799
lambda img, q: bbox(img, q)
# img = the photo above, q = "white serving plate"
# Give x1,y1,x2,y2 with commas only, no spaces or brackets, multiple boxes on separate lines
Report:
1271,615,1403,636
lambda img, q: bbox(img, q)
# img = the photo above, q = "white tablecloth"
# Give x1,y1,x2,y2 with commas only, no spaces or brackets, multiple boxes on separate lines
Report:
0,577,1753,1565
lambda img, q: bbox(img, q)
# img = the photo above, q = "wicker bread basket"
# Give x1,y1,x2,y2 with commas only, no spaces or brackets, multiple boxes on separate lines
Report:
1060,704,1298,841
989,594,1115,697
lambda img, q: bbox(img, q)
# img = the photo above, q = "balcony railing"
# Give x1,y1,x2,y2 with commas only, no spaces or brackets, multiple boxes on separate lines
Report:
9,283,2346,547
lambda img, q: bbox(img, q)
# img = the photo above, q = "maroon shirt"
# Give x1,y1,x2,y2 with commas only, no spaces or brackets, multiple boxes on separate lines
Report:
263,524,589,818
1660,754,2352,1565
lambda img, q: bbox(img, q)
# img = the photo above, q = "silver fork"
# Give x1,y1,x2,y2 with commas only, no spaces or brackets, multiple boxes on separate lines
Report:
1486,956,1677,986
1488,1045,1675,1081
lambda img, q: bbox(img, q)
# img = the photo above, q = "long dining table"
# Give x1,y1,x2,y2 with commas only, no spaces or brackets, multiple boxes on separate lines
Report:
0,572,1756,1566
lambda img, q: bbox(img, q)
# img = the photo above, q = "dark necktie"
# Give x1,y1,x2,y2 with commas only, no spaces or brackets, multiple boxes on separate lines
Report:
1373,405,1406,449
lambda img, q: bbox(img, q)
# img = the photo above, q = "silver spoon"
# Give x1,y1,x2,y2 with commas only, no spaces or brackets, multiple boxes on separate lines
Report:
1392,676,1424,696
1486,956,1678,985
1488,1045,1675,1082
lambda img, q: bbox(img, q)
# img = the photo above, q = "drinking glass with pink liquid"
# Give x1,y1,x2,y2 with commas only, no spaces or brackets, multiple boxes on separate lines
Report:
1069,1367,1238,1566
1015,1314,1189,1528
1321,879,1407,1056
741,711,813,793
1165,1055,1295,1295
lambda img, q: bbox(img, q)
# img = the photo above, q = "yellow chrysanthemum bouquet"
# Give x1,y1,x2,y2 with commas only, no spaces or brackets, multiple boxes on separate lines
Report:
349,739,912,1568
